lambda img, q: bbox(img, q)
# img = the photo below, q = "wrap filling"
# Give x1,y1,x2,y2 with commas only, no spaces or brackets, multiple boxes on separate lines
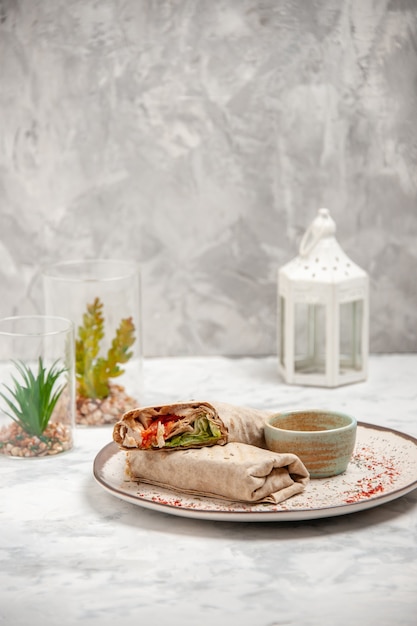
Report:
113,402,226,450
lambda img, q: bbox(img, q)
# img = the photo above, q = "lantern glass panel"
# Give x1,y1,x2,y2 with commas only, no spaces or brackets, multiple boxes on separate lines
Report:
294,303,326,375
339,300,363,374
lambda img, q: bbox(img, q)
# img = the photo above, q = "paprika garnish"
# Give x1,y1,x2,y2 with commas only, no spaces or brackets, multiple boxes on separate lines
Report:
343,446,401,503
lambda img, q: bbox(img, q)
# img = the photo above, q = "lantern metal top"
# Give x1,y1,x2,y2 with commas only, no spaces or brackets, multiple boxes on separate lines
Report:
280,208,367,284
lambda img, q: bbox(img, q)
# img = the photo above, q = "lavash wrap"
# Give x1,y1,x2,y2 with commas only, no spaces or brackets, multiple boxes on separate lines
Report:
113,400,271,451
126,442,310,504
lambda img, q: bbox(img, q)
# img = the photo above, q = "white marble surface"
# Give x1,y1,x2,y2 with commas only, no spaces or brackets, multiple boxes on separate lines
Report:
1,354,417,626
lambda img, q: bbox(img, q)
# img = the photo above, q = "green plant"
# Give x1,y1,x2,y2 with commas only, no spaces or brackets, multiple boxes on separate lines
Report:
0,357,67,437
75,297,135,399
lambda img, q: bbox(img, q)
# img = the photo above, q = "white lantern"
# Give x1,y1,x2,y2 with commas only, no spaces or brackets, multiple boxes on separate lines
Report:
278,208,369,387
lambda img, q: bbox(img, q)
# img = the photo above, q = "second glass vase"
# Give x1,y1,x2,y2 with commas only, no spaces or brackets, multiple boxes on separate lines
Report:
42,259,142,426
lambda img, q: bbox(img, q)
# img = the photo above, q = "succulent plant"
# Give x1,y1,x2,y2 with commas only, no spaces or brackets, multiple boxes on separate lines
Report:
0,357,67,437
75,297,135,400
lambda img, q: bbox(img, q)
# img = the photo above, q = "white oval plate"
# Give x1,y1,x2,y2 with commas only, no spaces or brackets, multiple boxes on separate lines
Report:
93,422,417,522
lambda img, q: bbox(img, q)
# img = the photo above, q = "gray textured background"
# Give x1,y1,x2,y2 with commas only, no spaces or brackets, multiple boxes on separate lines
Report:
0,0,416,357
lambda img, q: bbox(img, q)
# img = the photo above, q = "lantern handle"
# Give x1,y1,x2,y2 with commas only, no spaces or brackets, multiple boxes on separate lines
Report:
299,208,336,257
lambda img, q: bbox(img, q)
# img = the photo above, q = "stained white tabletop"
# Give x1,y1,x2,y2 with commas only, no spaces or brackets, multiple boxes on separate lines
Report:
1,355,417,626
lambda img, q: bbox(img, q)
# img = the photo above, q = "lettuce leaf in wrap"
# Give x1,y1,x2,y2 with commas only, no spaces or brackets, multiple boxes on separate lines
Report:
164,416,222,448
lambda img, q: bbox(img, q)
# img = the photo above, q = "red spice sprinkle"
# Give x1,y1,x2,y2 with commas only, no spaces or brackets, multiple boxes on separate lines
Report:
345,483,385,503
151,495,183,507
342,446,402,504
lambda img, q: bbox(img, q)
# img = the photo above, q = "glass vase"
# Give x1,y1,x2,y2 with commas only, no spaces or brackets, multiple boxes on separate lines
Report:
0,316,75,458
42,259,142,426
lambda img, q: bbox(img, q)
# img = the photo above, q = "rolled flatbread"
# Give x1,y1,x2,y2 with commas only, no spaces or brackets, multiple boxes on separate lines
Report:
126,442,309,504
113,400,271,451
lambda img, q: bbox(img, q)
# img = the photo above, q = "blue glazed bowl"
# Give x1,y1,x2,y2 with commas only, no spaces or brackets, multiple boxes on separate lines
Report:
264,409,357,479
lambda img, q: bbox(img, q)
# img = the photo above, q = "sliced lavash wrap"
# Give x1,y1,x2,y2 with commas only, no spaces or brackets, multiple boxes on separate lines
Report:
126,442,310,504
113,400,271,451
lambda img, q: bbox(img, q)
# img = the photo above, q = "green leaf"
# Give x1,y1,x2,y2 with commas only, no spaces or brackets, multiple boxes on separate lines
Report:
0,357,67,437
164,416,222,448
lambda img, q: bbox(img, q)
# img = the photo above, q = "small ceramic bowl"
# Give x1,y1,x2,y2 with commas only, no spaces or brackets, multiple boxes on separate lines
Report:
264,409,357,478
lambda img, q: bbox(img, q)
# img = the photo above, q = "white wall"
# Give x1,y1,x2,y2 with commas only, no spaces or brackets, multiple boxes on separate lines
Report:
1,0,416,356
